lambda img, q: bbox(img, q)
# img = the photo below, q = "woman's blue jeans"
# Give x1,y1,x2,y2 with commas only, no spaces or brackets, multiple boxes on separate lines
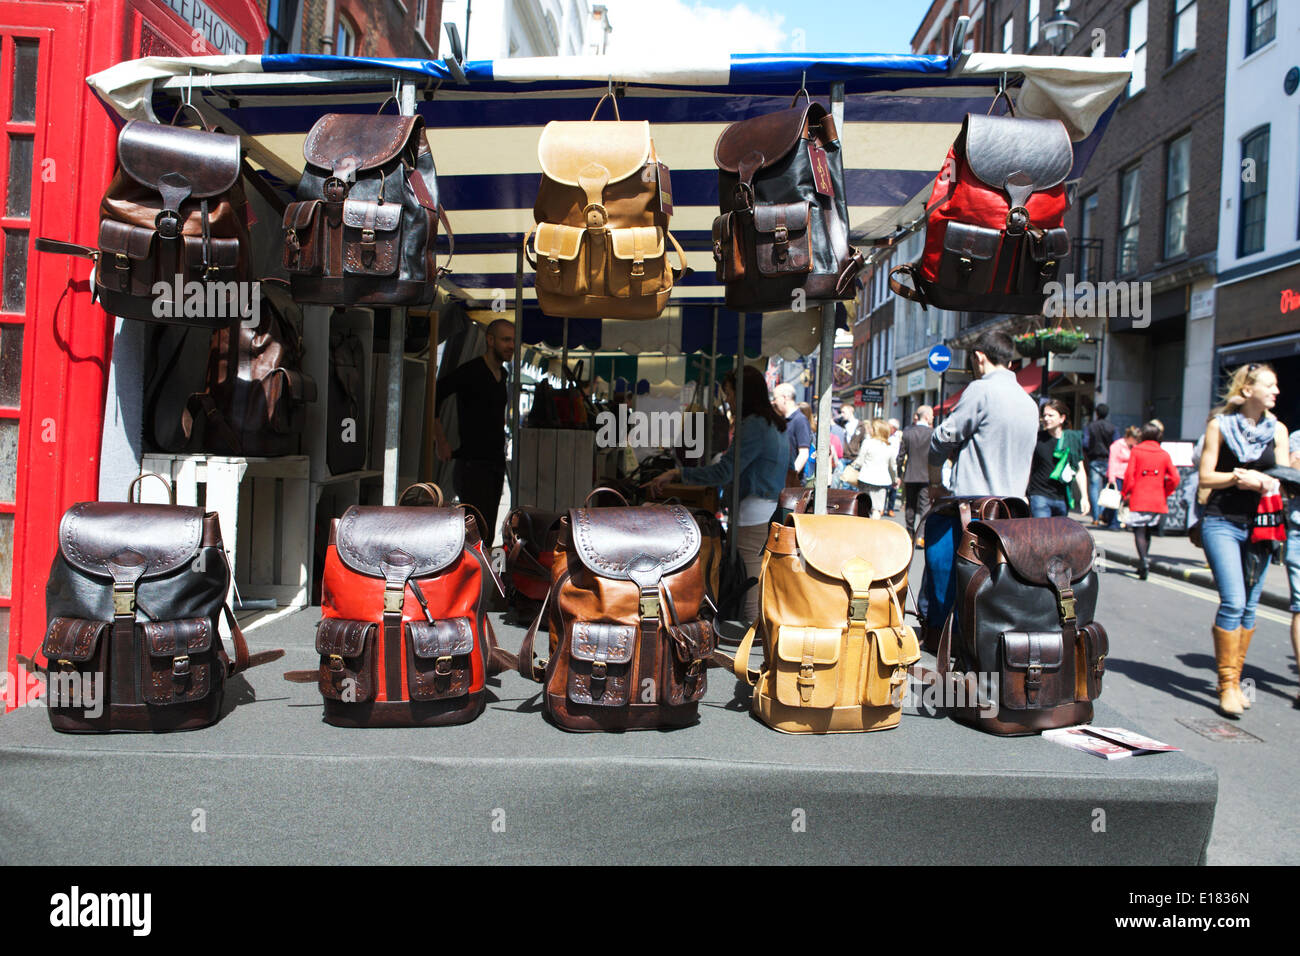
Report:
1201,514,1272,629
1029,494,1068,518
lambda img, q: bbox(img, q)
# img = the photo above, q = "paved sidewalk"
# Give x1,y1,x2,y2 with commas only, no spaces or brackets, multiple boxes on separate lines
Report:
1076,515,1295,613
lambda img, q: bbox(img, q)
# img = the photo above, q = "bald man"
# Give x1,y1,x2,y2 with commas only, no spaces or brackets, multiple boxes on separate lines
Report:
433,319,515,546
772,382,810,487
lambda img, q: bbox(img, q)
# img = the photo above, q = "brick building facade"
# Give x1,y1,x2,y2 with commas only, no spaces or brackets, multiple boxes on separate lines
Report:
260,0,442,57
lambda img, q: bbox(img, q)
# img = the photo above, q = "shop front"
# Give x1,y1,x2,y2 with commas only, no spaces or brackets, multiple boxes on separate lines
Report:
1214,260,1300,430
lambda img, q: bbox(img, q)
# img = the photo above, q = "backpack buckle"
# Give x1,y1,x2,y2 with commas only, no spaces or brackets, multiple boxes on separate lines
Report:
630,257,645,277
434,656,453,676
324,177,349,202
591,660,607,680
172,655,190,678
639,594,660,620
114,253,130,270
849,595,869,622
583,203,608,229
154,210,180,239
384,588,404,614
112,585,135,617
1005,206,1029,236
327,654,344,672
547,257,561,274
1058,589,1076,622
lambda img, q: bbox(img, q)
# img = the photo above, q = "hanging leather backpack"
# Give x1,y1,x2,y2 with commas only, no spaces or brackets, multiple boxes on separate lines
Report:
711,92,864,311
890,98,1073,315
516,503,714,732
181,278,317,456
283,484,513,728
720,514,920,733
527,93,689,320
19,474,283,733
282,108,451,306
36,112,250,326
940,516,1108,735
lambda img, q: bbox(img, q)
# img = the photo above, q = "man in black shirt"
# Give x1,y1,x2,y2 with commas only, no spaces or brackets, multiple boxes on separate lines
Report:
434,319,515,547
1083,403,1118,527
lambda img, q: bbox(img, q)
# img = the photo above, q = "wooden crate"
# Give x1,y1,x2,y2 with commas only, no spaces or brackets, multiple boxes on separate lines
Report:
518,429,596,512
139,454,312,609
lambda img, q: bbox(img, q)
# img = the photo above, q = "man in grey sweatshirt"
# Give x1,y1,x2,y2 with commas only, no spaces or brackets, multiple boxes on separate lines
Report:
929,330,1039,497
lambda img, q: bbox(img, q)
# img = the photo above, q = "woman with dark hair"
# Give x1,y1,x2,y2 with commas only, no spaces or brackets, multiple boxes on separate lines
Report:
1026,399,1081,518
1198,363,1289,717
648,365,787,622
1121,420,1180,580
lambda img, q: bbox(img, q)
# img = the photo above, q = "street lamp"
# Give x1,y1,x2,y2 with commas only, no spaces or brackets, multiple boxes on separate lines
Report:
1042,2,1080,55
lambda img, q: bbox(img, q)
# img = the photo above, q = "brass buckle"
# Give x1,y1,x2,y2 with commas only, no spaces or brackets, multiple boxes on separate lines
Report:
434,655,453,676
57,658,74,669
639,595,660,620
547,257,561,274
1026,663,1042,683
1005,206,1029,236
172,655,190,677
384,588,404,614
849,595,869,621
361,228,375,243
773,225,788,244
114,253,130,270
630,258,645,277
112,587,135,617
583,203,608,228
798,663,815,682
591,660,607,680
686,660,702,678
205,265,220,278
1059,594,1077,622
328,653,344,672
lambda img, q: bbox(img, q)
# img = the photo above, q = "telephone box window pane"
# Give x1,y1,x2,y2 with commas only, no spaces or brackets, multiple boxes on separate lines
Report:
11,39,38,124
7,135,33,217
0,513,11,594
0,420,15,502
0,324,20,406
2,230,27,313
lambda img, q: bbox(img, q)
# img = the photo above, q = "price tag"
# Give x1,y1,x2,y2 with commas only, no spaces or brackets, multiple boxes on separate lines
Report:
656,162,674,216
808,143,834,199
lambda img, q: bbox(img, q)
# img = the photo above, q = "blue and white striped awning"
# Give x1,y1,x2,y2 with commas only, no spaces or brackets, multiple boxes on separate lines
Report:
87,51,1131,320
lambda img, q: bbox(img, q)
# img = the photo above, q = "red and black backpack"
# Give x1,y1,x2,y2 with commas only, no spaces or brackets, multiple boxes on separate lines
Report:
891,98,1073,315
285,483,513,727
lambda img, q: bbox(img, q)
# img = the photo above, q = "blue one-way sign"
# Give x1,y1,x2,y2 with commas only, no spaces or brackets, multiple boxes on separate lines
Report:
927,345,953,373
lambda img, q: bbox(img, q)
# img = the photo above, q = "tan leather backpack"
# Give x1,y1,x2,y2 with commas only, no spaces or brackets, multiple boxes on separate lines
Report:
527,94,688,319
725,514,920,733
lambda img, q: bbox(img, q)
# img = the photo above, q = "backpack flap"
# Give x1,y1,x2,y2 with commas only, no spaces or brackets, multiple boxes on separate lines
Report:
537,120,652,198
333,506,467,579
566,505,701,583
302,114,423,186
42,618,110,668
316,618,376,702
1000,631,1070,710
568,621,636,707
936,222,1001,295
609,226,667,296
116,121,242,209
961,114,1073,210
140,618,217,705
971,517,1094,622
59,503,206,583
407,617,475,701
788,513,913,595
774,625,840,708
342,199,403,276
714,103,826,193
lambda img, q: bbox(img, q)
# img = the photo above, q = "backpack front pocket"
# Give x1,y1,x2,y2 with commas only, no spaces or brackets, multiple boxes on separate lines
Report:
140,618,218,706
568,621,635,707
316,618,376,702
773,625,841,708
407,617,475,701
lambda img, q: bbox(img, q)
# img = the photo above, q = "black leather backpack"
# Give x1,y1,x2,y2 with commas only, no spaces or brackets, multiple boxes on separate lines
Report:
711,94,863,311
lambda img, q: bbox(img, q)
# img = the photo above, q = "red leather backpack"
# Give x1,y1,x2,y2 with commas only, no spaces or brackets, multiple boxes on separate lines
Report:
285,484,513,727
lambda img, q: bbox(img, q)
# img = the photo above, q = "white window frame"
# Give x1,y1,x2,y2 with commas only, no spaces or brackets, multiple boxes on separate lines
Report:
1027,0,1039,50
335,16,357,56
1126,0,1148,97
1118,165,1141,276
1172,0,1196,63
1164,133,1191,259
1002,16,1014,53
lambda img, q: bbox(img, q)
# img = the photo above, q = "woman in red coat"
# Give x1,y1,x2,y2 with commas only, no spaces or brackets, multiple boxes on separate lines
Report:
1122,420,1181,580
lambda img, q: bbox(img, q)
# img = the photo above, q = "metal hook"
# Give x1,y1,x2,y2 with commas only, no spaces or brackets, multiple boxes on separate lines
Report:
998,71,1008,95
608,75,614,97
185,69,194,107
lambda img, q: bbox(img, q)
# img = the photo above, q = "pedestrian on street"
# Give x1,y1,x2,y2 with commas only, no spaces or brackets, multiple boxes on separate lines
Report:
1106,426,1140,528
897,405,935,538
1121,420,1180,580
1084,404,1119,526
1283,430,1300,708
852,418,898,517
433,318,515,547
1198,363,1289,718
773,383,811,489
929,331,1040,497
886,418,902,515
1026,399,1080,518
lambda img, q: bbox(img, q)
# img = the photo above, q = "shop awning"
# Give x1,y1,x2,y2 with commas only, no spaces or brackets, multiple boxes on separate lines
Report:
936,364,1061,413
84,51,1132,311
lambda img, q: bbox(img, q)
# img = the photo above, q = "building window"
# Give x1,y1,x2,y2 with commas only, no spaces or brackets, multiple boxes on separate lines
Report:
1002,16,1014,53
335,15,357,56
1080,192,1099,281
266,0,298,54
1238,125,1270,256
1118,165,1141,276
1027,0,1040,50
1126,0,1148,96
416,0,428,35
1247,0,1276,56
1164,133,1191,259
1172,0,1196,62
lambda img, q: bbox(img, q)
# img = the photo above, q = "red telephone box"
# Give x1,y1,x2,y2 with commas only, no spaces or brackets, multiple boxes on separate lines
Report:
0,0,265,697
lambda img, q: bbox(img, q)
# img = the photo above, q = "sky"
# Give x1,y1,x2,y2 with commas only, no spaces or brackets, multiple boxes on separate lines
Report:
600,0,941,58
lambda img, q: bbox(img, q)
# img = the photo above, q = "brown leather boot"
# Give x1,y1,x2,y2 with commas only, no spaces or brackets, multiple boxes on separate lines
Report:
1213,626,1243,717
1237,627,1255,709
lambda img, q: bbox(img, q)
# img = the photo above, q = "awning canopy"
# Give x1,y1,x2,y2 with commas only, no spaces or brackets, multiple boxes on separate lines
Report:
85,51,1131,311
936,363,1061,413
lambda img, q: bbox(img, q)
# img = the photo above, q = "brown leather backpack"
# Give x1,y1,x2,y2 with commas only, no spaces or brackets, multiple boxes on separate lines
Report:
712,94,863,312
776,486,872,520
527,94,689,320
283,110,450,306
941,516,1107,735
19,474,283,733
721,514,920,734
181,278,316,456
517,505,714,731
36,115,250,326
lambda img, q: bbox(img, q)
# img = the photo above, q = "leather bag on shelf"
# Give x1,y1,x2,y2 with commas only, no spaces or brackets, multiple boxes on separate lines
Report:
527,93,689,319
890,98,1073,315
774,485,872,523
18,474,283,733
516,504,714,731
283,483,514,728
501,506,565,608
283,108,450,306
941,516,1107,735
36,113,250,326
719,514,920,733
711,92,863,311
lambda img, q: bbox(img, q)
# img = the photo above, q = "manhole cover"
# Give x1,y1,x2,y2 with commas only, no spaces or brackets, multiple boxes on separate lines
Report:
1176,717,1263,742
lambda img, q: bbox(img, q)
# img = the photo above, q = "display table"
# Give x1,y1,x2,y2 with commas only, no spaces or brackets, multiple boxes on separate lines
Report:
0,611,1217,865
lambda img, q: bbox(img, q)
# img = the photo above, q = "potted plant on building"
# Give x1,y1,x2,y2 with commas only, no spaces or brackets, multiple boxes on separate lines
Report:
1014,329,1047,358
